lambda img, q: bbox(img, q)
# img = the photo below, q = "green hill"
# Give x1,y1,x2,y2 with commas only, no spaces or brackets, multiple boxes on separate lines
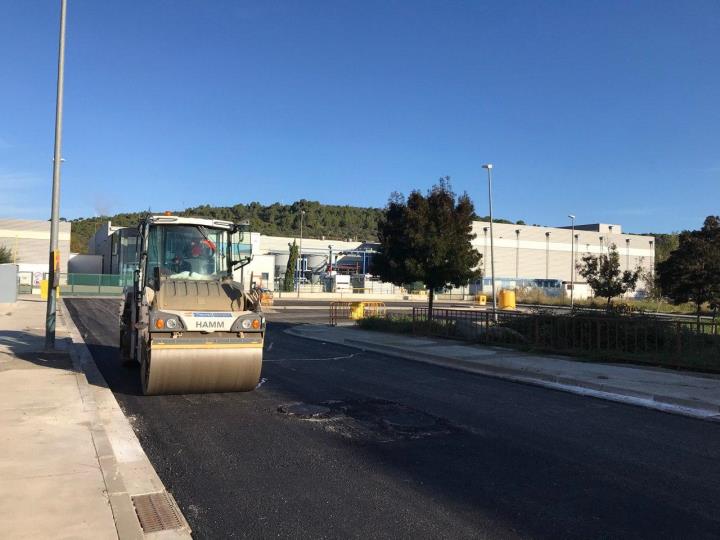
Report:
69,199,524,254
70,200,384,254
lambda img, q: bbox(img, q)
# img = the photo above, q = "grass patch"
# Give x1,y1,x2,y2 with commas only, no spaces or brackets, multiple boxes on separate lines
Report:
357,315,450,336
357,315,414,334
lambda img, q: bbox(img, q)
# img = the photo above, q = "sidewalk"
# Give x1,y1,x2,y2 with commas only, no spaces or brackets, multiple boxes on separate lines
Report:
287,324,720,421
0,296,190,539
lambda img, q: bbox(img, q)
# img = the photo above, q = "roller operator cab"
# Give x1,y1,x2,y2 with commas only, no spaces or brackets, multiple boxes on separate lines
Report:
120,215,265,395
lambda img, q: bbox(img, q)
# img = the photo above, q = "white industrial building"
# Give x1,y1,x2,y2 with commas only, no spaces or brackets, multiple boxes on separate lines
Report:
87,222,373,292
0,218,72,289
85,218,654,297
0,218,72,272
472,221,655,297
0,215,655,299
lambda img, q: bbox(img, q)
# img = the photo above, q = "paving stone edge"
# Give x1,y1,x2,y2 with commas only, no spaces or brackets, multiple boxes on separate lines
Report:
59,299,192,539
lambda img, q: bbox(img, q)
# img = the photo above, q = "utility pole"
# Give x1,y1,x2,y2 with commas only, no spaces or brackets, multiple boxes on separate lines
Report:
45,0,67,350
515,229,520,280
482,164,497,321
297,209,304,298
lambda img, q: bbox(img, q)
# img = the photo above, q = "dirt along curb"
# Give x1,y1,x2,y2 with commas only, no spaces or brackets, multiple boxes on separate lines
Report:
286,326,720,423
59,299,192,539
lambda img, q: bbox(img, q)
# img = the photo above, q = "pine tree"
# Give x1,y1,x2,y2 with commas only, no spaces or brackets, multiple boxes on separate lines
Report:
283,241,299,292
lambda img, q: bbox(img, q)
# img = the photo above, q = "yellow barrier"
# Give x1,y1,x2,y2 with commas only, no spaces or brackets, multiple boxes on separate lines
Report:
474,294,487,306
330,301,387,325
498,289,516,310
40,279,60,300
350,302,365,320
362,301,386,318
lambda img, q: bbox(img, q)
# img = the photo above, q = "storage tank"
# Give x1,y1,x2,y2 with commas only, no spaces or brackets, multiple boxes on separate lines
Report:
274,252,290,278
305,254,326,273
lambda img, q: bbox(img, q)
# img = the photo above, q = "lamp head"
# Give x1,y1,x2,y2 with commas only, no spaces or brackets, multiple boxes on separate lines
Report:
482,163,493,170
568,214,575,220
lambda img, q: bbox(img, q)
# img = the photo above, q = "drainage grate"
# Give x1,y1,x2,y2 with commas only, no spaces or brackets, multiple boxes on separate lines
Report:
132,492,184,533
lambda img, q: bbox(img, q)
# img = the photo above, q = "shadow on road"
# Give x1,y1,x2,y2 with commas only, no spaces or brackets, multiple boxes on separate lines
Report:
0,330,74,371
63,298,144,396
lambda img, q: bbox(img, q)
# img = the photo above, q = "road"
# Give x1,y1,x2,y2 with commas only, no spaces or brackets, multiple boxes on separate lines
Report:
64,298,720,539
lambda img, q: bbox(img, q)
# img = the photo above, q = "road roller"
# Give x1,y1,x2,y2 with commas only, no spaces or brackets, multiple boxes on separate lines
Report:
120,214,265,395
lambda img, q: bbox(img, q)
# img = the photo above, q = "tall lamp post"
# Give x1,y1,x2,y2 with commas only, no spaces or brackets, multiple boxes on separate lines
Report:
45,0,68,350
482,164,497,321
568,214,576,309
297,210,305,298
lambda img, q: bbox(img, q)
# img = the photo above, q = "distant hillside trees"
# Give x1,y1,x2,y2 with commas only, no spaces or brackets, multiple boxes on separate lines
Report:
372,178,481,319
69,200,385,254
648,233,680,265
0,246,12,264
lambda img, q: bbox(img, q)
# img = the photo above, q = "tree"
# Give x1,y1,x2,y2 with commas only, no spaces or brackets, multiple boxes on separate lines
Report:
282,240,299,292
652,233,679,265
0,246,12,264
657,216,720,326
577,244,641,309
372,178,482,319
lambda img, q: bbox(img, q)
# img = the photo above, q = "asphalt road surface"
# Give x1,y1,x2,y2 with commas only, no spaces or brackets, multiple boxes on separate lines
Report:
64,298,720,539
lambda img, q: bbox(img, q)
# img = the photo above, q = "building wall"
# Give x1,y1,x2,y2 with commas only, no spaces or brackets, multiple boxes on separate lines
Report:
472,221,655,283
87,221,120,274
235,254,275,289
68,253,103,274
0,218,71,273
258,235,364,255
83,220,656,295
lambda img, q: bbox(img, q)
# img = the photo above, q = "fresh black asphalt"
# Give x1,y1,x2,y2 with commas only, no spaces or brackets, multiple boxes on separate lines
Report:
64,298,720,539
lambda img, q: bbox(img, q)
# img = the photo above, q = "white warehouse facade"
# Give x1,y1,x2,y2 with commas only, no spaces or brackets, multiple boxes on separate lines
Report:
85,218,655,296
472,221,654,294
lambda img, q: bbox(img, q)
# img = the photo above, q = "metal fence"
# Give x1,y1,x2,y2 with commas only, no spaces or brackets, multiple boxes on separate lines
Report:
412,307,720,371
17,272,130,297
63,273,130,296
330,301,387,325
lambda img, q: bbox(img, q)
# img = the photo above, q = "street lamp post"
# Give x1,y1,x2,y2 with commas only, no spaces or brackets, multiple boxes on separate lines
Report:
568,214,576,309
45,0,68,350
482,164,497,321
515,229,520,280
297,210,305,298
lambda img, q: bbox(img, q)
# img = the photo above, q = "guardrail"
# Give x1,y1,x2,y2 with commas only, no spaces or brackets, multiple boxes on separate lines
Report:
329,301,387,325
17,273,130,297
412,307,720,371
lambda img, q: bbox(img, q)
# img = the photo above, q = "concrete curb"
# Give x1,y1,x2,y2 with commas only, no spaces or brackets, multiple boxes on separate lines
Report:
59,300,192,539
286,326,720,423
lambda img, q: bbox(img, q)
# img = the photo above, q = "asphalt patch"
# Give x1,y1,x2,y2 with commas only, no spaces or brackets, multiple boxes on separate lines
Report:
278,398,458,442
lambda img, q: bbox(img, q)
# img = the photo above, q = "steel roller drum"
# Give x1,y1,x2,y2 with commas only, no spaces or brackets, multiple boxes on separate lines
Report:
142,343,263,395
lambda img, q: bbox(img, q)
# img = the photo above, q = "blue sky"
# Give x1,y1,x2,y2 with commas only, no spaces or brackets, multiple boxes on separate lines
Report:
1,0,718,233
